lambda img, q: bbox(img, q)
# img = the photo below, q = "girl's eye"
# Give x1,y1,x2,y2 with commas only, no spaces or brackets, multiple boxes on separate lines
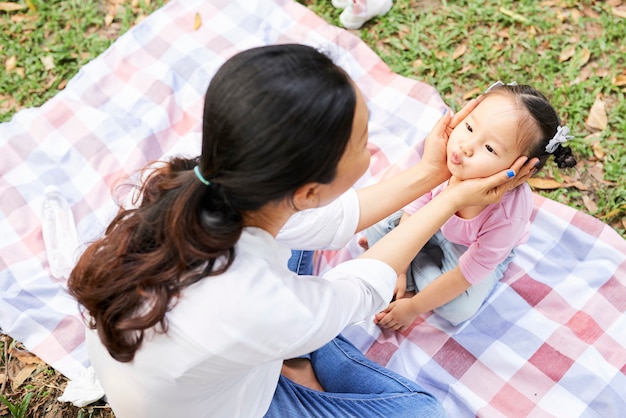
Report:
485,145,495,153
465,122,473,133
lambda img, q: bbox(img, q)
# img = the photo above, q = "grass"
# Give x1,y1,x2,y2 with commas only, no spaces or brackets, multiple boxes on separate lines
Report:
0,0,624,416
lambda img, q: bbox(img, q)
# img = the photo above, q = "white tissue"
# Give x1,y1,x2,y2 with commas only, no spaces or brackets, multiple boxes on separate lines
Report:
57,367,105,407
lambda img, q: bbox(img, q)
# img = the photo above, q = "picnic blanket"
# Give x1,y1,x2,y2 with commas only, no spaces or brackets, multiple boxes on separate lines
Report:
1,0,624,415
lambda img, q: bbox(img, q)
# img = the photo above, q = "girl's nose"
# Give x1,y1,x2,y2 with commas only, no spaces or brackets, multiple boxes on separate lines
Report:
460,144,473,157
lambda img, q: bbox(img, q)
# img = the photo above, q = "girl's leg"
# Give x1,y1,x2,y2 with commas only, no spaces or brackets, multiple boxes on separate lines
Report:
408,233,446,292
418,233,514,326
365,210,403,248
265,334,445,417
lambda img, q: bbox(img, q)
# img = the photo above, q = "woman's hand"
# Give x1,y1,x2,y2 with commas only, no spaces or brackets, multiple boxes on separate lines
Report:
445,156,539,208
420,98,484,183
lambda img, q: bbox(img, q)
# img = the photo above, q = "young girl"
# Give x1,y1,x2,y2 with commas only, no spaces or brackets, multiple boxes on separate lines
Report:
68,46,534,417
368,82,577,331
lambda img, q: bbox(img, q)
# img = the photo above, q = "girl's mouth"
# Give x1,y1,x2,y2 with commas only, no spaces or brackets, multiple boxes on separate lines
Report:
449,151,462,165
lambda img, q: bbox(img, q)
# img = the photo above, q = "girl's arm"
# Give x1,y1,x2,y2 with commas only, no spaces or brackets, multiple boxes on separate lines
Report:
373,266,469,331
406,266,469,314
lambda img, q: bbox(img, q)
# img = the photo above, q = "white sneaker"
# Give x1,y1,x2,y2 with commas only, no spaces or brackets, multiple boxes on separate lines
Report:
332,0,352,8
339,0,392,30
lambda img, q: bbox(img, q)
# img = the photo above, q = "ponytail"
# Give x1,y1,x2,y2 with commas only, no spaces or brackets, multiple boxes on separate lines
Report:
69,157,242,362
485,84,577,172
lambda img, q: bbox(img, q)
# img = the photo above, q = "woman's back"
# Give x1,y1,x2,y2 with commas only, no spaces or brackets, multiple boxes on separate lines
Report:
86,196,394,417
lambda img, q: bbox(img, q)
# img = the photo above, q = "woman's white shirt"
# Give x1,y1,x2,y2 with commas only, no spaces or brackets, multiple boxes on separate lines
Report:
86,188,396,417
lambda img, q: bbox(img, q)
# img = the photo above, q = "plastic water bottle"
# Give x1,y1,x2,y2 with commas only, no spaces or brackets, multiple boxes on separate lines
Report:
41,186,79,279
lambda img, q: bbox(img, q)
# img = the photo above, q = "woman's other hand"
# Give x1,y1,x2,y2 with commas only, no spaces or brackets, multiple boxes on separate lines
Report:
446,155,539,208
420,98,484,184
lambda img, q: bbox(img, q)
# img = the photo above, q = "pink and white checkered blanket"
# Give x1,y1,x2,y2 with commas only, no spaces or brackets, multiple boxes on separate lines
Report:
1,0,624,415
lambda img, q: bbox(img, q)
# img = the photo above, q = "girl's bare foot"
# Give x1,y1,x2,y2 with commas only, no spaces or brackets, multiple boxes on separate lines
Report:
281,358,325,391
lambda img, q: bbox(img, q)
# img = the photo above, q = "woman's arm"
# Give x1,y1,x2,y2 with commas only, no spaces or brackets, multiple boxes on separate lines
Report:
354,100,479,232
359,156,530,276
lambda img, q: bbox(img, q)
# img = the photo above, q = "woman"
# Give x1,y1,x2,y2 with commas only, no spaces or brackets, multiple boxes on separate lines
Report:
68,44,535,417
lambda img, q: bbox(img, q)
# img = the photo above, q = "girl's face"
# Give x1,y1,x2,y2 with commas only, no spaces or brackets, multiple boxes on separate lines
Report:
447,94,526,180
317,82,370,207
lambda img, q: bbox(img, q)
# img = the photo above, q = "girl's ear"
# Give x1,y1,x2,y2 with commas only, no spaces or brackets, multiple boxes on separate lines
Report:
292,183,321,210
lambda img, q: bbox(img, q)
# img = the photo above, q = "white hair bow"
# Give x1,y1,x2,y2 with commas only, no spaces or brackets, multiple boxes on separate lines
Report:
545,125,573,153
485,80,518,92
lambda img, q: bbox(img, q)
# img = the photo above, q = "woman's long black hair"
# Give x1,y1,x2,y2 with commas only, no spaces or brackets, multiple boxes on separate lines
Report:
68,44,357,362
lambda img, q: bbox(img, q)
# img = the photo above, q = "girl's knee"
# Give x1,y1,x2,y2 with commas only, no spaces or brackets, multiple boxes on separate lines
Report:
366,211,403,246
434,301,481,326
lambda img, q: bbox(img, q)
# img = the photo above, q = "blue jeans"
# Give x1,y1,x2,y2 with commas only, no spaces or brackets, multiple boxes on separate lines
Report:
287,250,314,275
269,250,446,417
265,334,445,417
367,211,514,326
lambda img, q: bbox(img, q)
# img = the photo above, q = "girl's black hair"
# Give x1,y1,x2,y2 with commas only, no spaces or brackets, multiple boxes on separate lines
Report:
485,84,577,172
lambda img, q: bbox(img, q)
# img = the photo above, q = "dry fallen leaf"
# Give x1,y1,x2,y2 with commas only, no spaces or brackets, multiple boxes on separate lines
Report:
614,74,626,86
462,88,482,100
0,94,18,112
40,55,55,70
611,6,626,18
559,45,575,62
135,14,147,25
194,12,202,30
11,364,38,391
496,28,509,38
577,48,591,68
603,205,626,219
398,25,411,37
591,140,606,160
0,2,27,12
10,347,46,364
582,5,601,18
587,164,606,183
499,7,530,23
24,0,36,12
452,43,467,59
582,194,598,213
575,65,593,83
43,75,58,90
458,64,474,75
43,404,65,418
585,96,608,131
528,177,567,190
583,131,602,145
5,55,17,72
